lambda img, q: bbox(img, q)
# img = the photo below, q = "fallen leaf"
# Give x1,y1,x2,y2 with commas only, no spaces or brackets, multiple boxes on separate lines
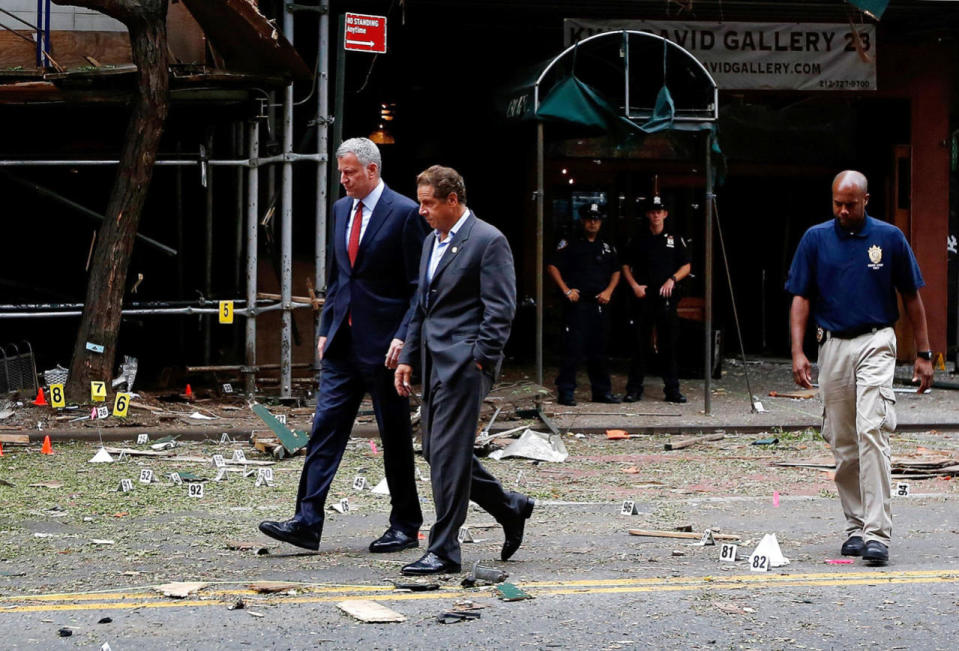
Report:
29,482,63,489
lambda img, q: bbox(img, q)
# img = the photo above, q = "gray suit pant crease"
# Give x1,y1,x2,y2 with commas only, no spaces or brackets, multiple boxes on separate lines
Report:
422,362,523,565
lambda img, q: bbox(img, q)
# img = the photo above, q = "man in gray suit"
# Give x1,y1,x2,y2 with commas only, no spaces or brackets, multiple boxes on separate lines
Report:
395,165,534,575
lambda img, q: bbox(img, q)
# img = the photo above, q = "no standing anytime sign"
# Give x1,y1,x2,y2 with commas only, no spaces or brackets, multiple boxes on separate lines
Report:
345,13,387,53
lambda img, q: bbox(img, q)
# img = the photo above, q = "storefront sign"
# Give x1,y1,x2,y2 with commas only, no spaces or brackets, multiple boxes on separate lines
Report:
564,19,876,91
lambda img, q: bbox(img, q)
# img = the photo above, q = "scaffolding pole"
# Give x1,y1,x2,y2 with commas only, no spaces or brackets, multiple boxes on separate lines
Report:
280,0,295,399
246,120,260,395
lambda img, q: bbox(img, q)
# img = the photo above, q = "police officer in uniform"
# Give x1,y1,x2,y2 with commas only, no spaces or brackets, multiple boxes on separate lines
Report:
547,202,621,406
622,195,691,403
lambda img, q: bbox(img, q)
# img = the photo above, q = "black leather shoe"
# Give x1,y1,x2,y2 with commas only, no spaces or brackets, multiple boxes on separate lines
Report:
591,392,622,404
840,535,865,557
665,392,688,404
369,528,419,553
401,552,461,575
557,394,577,406
862,540,888,564
500,496,535,561
258,519,321,551
623,392,643,403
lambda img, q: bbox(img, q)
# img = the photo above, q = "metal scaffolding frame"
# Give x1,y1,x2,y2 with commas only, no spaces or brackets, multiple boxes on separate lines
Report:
0,0,334,398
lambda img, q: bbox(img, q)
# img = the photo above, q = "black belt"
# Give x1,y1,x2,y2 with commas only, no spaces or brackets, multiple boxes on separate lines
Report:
823,324,891,340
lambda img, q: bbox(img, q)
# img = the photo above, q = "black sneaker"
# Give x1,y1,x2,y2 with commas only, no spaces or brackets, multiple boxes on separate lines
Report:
664,392,688,404
591,392,622,404
623,391,643,403
862,540,888,565
840,535,865,556
557,394,577,406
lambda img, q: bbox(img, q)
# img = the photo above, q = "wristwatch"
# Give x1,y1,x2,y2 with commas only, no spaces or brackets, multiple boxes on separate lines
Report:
917,350,933,361
670,274,678,283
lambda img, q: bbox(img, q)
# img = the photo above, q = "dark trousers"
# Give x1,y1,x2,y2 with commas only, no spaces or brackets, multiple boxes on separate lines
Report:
422,361,526,565
626,298,680,396
294,333,422,537
555,300,612,397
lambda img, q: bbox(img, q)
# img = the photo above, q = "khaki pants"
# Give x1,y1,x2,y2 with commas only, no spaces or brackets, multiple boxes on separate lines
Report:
818,327,897,545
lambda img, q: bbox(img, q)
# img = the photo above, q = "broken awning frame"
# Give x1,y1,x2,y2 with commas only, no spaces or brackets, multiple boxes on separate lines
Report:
524,30,721,414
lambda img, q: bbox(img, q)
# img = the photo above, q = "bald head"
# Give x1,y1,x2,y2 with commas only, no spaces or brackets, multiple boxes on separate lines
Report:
833,170,868,195
832,170,869,231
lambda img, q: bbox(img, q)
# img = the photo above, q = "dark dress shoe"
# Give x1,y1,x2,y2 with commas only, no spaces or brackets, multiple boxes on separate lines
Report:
862,540,888,564
623,391,643,403
841,535,865,556
401,552,461,575
369,528,419,553
258,519,321,551
665,392,688,404
500,496,535,561
591,392,622,404
557,394,577,406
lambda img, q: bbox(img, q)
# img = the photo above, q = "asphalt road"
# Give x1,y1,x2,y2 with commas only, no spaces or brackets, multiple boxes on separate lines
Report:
1,494,956,650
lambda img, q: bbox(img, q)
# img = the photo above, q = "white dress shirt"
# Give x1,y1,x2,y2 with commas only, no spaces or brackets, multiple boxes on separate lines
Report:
427,209,471,283
345,179,386,248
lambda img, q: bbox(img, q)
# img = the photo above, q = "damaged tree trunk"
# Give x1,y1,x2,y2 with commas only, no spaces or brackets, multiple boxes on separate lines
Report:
55,0,170,400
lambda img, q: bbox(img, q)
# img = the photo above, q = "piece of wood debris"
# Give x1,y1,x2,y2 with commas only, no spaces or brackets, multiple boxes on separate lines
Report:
768,389,818,399
665,433,724,451
337,600,406,623
29,481,63,489
628,529,740,541
0,434,30,444
249,581,299,594
156,581,209,598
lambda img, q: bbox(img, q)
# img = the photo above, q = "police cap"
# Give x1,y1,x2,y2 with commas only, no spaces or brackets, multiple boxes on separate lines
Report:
580,202,607,220
639,195,669,213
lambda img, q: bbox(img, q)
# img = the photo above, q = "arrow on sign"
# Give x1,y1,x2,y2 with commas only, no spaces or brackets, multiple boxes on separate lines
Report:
346,39,375,47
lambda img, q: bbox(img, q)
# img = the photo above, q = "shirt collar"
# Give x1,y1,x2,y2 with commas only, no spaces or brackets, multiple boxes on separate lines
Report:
354,179,385,212
435,208,471,242
834,213,873,238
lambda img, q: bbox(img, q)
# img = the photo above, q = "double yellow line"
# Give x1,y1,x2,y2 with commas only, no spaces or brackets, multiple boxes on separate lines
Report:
1,569,956,614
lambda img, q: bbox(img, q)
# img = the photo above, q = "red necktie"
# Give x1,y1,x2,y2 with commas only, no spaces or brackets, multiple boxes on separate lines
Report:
347,202,363,326
348,201,363,267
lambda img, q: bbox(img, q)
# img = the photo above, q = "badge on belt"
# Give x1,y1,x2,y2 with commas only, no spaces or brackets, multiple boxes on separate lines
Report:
816,327,824,344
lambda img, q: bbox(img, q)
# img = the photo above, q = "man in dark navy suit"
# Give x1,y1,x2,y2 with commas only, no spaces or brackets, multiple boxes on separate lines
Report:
259,138,427,552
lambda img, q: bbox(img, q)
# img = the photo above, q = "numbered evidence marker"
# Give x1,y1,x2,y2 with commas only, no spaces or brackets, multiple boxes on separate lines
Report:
275,414,288,425
719,543,739,562
49,384,66,408
231,449,246,463
117,478,134,493
188,482,205,498
91,381,107,403
112,392,131,418
169,472,183,485
352,475,367,491
896,482,910,497
96,406,110,420
213,467,229,482
212,454,226,468
219,300,234,324
255,467,274,487
749,551,769,572
329,497,350,513
222,383,233,394
620,500,640,516
139,469,154,484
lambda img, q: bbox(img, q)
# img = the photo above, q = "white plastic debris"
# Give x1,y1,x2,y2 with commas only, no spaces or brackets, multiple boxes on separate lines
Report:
488,429,569,463
89,448,115,463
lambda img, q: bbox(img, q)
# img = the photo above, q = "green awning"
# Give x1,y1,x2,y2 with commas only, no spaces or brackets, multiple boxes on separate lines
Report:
848,0,889,20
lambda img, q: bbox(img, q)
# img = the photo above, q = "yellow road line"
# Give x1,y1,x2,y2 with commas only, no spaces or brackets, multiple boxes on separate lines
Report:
1,569,956,614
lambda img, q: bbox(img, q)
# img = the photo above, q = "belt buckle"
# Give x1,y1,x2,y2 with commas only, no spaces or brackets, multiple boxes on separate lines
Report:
816,327,824,344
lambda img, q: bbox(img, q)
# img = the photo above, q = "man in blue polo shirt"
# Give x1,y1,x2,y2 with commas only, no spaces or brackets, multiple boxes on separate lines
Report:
786,170,933,566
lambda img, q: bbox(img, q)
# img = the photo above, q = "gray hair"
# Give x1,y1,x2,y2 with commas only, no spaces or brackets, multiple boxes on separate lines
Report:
336,137,382,171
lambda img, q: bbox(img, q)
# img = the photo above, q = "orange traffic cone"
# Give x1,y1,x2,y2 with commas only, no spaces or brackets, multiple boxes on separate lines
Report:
33,388,48,406
40,435,53,455
184,384,194,399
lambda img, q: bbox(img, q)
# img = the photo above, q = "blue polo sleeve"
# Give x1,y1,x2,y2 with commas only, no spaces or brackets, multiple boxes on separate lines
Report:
892,230,925,294
785,230,816,297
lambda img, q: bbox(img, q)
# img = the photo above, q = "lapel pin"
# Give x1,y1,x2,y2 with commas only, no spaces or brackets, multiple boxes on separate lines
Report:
452,247,458,253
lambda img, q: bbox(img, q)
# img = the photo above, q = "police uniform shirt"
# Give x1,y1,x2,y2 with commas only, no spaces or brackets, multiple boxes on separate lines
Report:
625,230,689,292
785,214,924,333
551,235,619,297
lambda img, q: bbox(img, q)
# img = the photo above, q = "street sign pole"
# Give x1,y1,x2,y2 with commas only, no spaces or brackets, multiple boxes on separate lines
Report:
329,14,346,222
